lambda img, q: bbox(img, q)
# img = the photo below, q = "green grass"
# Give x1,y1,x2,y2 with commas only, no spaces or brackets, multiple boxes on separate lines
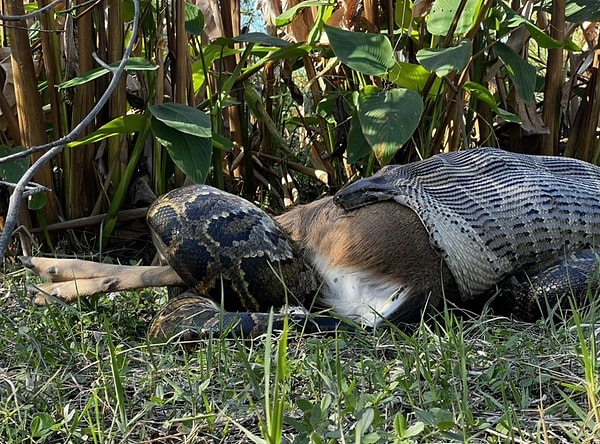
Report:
1,263,599,443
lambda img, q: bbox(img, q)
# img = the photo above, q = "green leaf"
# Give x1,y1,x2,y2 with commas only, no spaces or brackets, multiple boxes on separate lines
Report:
524,22,580,51
57,57,158,89
324,25,396,76
393,413,408,435
149,103,211,138
463,81,521,123
215,32,291,48
357,86,424,165
427,0,484,36
493,42,536,103
566,0,600,23
192,45,242,93
347,111,372,163
417,39,472,77
28,192,47,211
184,2,204,35
68,114,149,147
355,408,375,434
395,0,414,30
388,61,442,94
200,44,242,66
275,0,331,27
149,103,212,184
30,412,54,438
263,43,311,62
0,145,28,182
503,6,580,51
151,119,212,184
212,132,234,151
405,422,425,437
243,43,311,78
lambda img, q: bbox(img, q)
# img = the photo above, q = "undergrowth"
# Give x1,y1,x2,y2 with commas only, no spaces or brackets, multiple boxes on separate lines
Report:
0,264,598,443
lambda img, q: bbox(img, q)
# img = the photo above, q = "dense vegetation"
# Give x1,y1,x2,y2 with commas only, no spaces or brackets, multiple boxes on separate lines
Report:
1,277,599,443
1,0,600,257
0,0,599,442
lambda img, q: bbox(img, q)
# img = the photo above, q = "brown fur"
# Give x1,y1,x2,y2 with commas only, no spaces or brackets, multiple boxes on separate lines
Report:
277,198,459,321
20,257,183,304
23,196,459,321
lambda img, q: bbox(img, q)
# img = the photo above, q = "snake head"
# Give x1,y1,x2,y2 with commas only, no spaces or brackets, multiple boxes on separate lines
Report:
334,168,399,210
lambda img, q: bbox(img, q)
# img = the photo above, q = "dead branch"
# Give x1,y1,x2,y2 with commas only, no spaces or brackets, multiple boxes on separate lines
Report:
0,0,141,261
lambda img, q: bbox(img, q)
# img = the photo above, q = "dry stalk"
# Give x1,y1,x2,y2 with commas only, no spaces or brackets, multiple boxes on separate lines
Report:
0,0,142,261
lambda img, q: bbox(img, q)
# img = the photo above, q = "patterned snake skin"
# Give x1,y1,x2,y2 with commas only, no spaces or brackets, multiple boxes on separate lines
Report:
146,186,317,312
334,148,600,298
146,186,339,339
147,148,600,340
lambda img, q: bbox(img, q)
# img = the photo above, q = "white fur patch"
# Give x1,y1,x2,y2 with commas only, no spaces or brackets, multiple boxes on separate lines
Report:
311,255,410,327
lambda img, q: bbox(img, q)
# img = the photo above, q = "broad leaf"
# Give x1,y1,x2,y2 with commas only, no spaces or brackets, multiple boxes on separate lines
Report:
57,57,158,89
184,2,204,35
149,103,212,183
405,422,425,438
192,45,241,93
427,0,484,36
503,6,580,51
463,81,521,123
524,22,580,51
325,25,396,76
276,0,331,26
417,39,473,77
149,103,211,138
199,45,241,66
395,0,414,30
357,86,424,165
68,114,149,147
191,61,207,95
261,43,311,62
212,133,234,151
347,112,372,163
244,43,311,75
566,0,600,23
389,62,442,94
493,42,536,103
151,119,212,184
0,145,28,182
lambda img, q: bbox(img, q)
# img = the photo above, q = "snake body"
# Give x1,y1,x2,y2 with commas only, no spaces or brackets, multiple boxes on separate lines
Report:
147,148,600,339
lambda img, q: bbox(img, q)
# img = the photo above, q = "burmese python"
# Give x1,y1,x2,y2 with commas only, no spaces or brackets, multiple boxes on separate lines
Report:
147,148,600,340
147,186,345,339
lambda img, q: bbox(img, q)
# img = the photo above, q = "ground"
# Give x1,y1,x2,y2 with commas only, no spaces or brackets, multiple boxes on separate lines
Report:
0,260,599,443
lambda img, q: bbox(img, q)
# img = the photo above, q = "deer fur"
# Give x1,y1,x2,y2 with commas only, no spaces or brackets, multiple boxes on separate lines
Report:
20,257,184,305
21,196,455,323
278,197,458,324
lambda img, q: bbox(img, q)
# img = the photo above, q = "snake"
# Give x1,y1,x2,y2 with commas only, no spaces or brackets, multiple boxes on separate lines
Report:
146,148,600,340
146,186,346,339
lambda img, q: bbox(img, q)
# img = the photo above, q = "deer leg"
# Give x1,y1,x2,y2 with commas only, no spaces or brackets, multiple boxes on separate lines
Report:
19,257,185,304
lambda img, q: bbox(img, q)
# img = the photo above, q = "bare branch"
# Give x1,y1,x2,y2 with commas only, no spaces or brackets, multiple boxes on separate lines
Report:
0,0,141,261
92,51,119,72
0,0,99,23
0,0,67,22
0,180,51,197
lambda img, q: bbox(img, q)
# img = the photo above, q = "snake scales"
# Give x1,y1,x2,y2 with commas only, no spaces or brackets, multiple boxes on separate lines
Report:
147,148,600,340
